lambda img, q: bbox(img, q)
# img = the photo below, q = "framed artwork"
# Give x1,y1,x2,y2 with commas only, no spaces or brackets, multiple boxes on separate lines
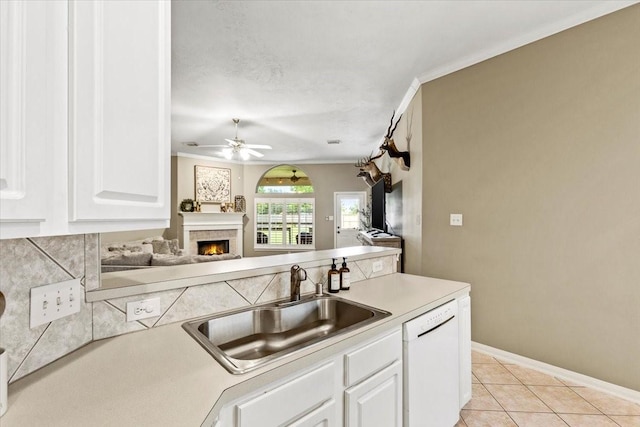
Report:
195,166,231,203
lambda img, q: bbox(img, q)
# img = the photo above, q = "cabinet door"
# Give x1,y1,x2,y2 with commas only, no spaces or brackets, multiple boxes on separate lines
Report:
288,399,337,427
459,294,472,408
68,0,170,225
344,360,402,427
236,362,336,427
0,1,65,238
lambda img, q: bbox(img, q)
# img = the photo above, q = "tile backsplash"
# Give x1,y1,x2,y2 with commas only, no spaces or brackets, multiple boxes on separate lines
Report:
0,234,397,384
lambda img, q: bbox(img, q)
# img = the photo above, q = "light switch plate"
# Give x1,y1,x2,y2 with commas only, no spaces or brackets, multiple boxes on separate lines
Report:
372,260,384,273
126,297,161,322
30,278,82,328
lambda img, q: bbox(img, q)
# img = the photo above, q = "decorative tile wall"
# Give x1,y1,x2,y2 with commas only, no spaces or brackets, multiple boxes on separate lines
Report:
0,236,93,383
0,234,397,383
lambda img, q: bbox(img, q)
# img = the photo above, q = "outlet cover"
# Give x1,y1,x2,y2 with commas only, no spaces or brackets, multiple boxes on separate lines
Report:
30,278,82,328
372,260,384,273
126,298,161,322
450,213,463,226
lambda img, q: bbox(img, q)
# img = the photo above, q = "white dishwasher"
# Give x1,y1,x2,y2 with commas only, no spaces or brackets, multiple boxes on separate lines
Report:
403,299,460,427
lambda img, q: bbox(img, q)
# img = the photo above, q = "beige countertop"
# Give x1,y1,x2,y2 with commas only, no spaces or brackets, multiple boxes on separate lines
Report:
3,273,470,426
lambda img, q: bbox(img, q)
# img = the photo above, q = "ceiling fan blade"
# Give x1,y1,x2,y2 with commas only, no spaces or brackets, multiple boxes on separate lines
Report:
244,148,265,158
192,144,229,148
244,144,272,150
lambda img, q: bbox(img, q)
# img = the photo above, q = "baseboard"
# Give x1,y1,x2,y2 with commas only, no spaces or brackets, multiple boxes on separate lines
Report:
471,341,640,404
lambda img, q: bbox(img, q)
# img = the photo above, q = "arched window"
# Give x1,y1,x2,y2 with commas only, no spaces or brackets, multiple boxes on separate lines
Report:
255,165,315,250
256,165,313,194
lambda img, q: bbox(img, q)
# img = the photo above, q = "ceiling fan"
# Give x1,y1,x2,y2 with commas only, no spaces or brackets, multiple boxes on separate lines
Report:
185,118,272,160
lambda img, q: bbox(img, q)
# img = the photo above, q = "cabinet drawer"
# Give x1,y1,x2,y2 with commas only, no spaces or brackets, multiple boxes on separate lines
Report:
344,329,402,387
236,362,335,427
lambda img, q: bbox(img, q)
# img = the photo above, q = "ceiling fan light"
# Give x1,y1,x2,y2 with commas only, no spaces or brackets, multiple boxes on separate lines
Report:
239,148,250,160
222,148,233,159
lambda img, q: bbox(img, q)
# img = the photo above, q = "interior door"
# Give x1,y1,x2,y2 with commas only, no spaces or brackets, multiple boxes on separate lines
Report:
334,192,366,248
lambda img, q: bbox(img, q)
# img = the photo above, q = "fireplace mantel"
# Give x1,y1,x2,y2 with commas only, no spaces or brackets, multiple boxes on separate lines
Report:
178,212,245,256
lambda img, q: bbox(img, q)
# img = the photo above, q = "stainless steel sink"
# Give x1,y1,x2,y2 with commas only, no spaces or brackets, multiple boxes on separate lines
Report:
182,294,391,374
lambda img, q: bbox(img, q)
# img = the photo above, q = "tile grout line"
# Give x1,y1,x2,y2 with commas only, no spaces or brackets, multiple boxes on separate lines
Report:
469,353,639,427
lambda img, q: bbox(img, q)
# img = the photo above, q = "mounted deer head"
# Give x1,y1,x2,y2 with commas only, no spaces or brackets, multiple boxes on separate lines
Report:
379,111,411,170
354,151,392,192
354,151,385,183
357,170,376,187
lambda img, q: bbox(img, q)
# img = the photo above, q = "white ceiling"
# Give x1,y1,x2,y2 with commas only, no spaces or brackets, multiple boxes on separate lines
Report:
171,0,635,164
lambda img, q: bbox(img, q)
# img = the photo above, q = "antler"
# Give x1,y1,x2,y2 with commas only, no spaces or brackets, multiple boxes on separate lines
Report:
385,111,402,139
354,151,384,168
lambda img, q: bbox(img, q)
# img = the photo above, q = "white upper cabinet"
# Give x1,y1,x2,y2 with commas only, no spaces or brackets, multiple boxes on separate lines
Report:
0,0,171,239
68,0,170,223
0,1,63,238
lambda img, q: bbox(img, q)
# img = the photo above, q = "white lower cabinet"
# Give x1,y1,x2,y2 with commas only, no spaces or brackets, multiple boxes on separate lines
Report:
344,361,402,427
235,362,338,427
289,399,338,427
215,328,403,427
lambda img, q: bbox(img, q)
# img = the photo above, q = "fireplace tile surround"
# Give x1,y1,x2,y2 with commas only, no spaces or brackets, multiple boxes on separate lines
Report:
179,212,244,256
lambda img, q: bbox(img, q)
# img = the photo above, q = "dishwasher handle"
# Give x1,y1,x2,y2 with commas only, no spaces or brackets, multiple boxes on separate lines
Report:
417,315,455,338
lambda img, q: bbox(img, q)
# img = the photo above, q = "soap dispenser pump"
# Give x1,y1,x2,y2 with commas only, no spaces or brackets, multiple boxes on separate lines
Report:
328,258,340,293
340,257,350,290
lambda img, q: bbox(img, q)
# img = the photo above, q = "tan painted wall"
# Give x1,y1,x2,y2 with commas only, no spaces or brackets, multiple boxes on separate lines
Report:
168,154,246,240
374,88,424,274
420,5,640,390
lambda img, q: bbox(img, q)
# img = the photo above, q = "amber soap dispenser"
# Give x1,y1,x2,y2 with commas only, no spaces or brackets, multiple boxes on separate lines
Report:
328,258,340,293
340,257,350,290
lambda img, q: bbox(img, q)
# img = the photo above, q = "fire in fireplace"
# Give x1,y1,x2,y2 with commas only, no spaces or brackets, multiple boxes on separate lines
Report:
198,240,230,256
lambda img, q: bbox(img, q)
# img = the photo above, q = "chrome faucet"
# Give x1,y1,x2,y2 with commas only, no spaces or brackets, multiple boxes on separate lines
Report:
290,264,308,301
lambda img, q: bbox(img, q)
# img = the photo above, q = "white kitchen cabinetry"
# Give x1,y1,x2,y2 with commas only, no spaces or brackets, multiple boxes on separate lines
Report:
218,361,340,427
68,0,170,224
0,0,65,238
215,329,402,427
459,294,472,408
344,361,403,427
235,362,338,427
0,0,170,239
344,330,403,427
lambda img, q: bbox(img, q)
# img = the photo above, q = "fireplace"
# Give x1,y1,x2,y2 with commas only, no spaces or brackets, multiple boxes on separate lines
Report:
179,212,245,256
198,240,230,256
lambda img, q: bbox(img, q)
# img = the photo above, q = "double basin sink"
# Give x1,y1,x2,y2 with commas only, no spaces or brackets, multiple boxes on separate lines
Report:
183,294,390,374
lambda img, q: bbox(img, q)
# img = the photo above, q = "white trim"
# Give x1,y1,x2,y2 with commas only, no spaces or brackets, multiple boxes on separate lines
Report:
472,341,640,404
417,1,637,85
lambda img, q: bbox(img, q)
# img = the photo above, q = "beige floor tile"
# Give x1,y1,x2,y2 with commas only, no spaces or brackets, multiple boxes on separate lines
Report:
454,417,468,427
460,410,517,427
472,373,480,384
559,413,619,426
503,364,565,386
610,415,640,427
529,386,600,414
472,351,500,364
463,383,504,411
473,363,521,385
484,384,552,412
507,412,569,427
571,387,640,416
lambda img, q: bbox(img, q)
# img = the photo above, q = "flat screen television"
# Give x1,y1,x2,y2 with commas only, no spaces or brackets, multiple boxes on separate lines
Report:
371,179,386,231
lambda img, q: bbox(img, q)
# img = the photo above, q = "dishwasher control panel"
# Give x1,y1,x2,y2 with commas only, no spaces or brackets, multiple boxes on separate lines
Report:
403,299,458,340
